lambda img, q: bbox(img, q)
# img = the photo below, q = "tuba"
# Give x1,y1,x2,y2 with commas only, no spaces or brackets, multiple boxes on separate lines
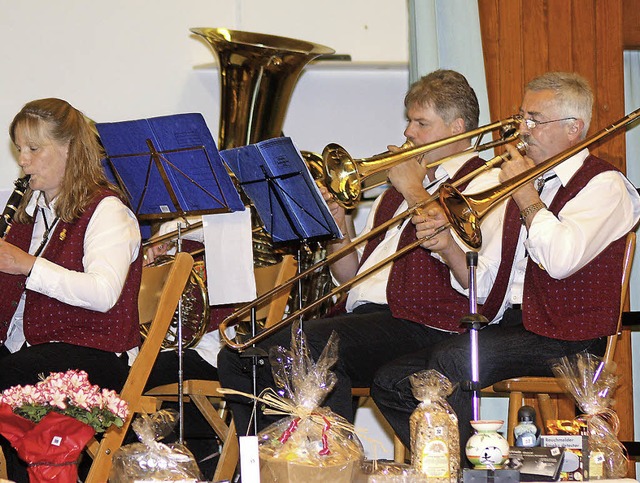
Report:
148,29,336,349
191,27,335,268
190,28,335,151
192,28,337,319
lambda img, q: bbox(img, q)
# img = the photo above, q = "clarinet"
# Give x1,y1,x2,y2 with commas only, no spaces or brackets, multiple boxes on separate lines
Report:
0,175,30,238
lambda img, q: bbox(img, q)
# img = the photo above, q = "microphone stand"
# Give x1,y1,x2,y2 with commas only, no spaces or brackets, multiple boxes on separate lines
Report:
460,251,489,420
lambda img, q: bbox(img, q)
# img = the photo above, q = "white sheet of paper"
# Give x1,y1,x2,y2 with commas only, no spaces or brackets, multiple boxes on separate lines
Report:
240,435,261,483
203,210,256,305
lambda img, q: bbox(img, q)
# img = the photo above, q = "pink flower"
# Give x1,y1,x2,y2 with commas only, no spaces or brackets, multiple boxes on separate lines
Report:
0,369,129,432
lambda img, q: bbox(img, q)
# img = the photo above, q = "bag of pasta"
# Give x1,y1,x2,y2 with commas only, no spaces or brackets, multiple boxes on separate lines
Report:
257,322,364,482
550,351,628,479
409,369,460,482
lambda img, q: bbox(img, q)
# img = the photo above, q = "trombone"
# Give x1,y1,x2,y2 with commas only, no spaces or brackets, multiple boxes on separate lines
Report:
323,116,519,209
219,137,526,350
219,106,640,351
439,107,640,250
142,117,518,249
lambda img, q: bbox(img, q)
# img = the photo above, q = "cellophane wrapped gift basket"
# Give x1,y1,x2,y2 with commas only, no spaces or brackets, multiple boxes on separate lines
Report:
550,351,628,479
109,409,203,482
223,323,365,482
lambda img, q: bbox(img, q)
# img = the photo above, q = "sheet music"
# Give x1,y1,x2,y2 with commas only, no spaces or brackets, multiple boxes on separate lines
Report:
203,211,256,304
221,137,342,244
97,113,244,219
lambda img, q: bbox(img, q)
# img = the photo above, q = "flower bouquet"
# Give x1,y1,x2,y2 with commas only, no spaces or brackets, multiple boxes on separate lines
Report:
0,369,129,483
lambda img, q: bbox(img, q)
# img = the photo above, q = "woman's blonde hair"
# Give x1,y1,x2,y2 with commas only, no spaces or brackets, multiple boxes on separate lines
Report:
9,98,125,223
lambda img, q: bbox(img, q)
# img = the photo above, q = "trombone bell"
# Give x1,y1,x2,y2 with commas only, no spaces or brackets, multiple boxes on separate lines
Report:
439,184,482,249
439,141,527,249
322,143,362,209
322,117,519,210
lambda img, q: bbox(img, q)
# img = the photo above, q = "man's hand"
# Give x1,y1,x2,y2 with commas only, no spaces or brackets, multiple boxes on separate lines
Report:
412,203,452,253
319,185,350,236
500,143,540,211
386,143,429,206
144,242,173,266
0,239,35,275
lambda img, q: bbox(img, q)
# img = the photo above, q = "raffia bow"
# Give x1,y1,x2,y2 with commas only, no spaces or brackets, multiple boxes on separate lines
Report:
218,387,356,455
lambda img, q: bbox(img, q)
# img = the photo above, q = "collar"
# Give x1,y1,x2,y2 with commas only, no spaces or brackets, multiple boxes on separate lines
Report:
26,192,59,218
542,148,589,187
425,150,478,188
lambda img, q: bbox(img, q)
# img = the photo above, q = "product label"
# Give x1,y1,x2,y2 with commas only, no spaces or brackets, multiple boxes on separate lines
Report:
420,436,450,477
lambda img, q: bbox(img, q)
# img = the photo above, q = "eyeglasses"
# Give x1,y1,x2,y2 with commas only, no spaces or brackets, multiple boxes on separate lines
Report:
514,114,577,130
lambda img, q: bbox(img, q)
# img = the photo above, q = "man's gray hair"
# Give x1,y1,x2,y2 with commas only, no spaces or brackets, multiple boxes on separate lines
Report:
526,72,593,138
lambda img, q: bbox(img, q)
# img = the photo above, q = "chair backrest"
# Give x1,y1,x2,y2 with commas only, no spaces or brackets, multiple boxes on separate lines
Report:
85,251,194,483
603,231,636,364
242,254,297,327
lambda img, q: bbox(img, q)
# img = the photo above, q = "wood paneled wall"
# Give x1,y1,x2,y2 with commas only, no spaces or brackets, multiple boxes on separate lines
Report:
477,1,636,472
478,0,626,171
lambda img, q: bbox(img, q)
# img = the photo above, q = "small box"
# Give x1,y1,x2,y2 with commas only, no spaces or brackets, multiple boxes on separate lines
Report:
540,434,589,481
507,446,564,481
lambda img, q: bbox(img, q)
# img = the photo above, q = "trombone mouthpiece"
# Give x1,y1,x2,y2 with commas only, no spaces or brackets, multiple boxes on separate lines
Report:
515,138,528,154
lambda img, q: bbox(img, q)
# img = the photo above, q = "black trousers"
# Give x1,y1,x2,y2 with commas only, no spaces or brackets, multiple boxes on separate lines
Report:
0,342,130,483
217,304,457,437
370,310,606,465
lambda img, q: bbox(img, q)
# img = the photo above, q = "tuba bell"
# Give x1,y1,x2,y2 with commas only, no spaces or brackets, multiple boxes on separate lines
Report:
144,30,337,349
193,28,338,321
190,28,335,151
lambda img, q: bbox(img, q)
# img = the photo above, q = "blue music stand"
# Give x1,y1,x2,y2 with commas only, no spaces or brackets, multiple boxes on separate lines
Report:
96,113,244,444
220,136,341,246
96,113,244,220
221,136,341,435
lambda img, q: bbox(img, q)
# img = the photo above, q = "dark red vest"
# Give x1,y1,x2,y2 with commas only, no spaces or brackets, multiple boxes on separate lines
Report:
0,191,142,352
354,156,487,331
481,156,626,340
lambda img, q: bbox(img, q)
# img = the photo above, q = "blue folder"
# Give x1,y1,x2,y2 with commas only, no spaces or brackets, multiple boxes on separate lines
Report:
96,113,244,220
220,137,341,244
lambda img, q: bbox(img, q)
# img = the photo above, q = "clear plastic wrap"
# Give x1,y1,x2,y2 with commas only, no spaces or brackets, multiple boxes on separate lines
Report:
409,369,460,482
354,460,430,482
257,323,365,482
109,409,203,482
550,351,628,479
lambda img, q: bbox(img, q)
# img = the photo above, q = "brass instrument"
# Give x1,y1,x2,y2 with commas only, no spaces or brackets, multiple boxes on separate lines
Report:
191,27,335,266
190,28,335,151
141,30,335,349
323,117,519,209
140,255,210,349
219,140,526,351
220,106,640,351
439,107,640,249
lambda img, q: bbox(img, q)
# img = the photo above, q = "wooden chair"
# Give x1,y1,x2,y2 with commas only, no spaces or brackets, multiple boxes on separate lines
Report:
492,232,636,445
84,252,194,482
145,254,298,482
352,387,408,463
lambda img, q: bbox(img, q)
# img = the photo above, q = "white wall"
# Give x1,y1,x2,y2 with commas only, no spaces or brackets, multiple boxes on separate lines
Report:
0,0,410,461
0,0,409,185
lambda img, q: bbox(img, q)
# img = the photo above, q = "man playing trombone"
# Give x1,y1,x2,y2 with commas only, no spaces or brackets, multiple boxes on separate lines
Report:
372,71,640,463
218,69,501,435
